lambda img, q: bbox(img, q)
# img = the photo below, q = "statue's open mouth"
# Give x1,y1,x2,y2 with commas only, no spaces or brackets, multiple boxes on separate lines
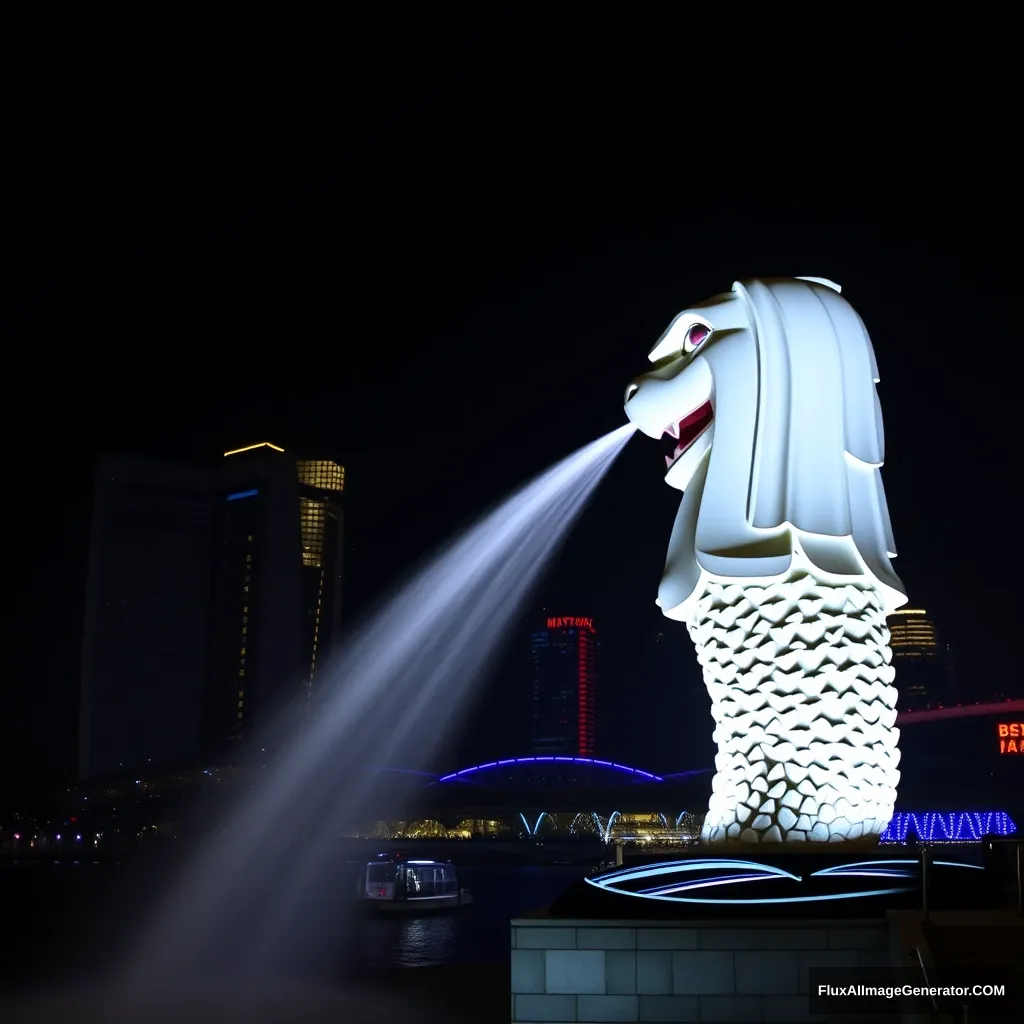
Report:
662,401,714,470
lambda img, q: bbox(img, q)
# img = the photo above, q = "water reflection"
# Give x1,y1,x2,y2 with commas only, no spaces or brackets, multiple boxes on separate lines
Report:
387,915,458,968
335,864,586,971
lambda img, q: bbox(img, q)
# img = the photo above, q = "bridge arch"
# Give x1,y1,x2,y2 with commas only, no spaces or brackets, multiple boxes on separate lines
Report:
438,756,664,784
519,811,565,836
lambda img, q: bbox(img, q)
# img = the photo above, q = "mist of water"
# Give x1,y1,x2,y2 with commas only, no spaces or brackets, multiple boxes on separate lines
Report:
113,422,635,994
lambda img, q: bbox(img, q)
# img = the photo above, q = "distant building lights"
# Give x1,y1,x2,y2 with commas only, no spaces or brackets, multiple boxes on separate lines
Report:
546,616,595,632
223,442,285,457
878,811,1017,843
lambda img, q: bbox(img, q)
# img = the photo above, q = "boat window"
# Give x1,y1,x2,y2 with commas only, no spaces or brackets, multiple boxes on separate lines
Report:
404,864,459,897
367,864,396,885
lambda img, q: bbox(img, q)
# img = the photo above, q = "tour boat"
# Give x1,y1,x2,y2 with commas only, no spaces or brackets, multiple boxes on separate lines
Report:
357,853,473,912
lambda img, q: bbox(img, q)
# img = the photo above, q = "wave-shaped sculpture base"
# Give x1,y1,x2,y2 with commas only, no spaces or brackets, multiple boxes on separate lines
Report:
689,572,900,846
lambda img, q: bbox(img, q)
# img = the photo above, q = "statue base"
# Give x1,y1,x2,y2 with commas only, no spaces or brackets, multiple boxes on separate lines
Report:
511,907,903,1023
511,848,995,1023
698,836,885,856
548,846,994,921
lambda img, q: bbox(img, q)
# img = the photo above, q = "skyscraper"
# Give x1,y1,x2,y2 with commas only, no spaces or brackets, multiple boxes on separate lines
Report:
79,443,345,780
529,615,598,757
211,443,345,758
80,456,216,780
887,607,949,710
295,458,345,697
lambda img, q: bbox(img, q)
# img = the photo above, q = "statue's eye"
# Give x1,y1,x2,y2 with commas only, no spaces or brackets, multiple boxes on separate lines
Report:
683,323,711,352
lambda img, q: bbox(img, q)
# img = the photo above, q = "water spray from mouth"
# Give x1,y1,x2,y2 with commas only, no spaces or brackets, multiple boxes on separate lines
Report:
111,421,636,996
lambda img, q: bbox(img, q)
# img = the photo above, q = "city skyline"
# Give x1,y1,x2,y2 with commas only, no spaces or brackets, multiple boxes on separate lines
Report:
13,405,1016,797
18,419,1018,793
2,18,1022,1021
78,444,345,781
5,16,1019,791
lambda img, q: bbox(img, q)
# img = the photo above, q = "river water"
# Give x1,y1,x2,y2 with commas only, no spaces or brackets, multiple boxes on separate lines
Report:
345,862,584,968
0,860,585,990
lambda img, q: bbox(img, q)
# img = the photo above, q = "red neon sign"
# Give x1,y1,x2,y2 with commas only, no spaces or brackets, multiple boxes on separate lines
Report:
998,722,1023,755
547,616,594,632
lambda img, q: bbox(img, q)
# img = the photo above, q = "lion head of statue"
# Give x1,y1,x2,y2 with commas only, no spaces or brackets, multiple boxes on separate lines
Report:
624,277,907,622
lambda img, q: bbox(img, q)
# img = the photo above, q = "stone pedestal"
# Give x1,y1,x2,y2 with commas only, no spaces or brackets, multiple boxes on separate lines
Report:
510,916,903,1023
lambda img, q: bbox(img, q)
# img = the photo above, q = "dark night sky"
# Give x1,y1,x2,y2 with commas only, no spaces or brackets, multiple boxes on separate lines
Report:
3,13,1018,787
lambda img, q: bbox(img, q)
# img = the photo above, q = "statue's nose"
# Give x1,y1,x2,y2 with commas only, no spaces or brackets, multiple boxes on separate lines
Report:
624,381,639,404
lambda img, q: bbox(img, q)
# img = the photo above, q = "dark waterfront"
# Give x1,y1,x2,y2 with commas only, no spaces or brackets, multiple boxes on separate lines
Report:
0,858,585,988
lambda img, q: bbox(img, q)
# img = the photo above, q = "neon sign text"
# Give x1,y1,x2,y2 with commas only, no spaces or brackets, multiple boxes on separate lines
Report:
998,722,1023,754
547,616,594,631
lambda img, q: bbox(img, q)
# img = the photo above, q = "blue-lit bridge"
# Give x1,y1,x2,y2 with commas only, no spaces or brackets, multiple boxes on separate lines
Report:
363,757,714,840
68,698,1020,844
356,756,1020,843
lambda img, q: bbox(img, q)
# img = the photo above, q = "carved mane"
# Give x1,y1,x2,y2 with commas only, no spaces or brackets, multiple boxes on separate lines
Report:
661,278,907,621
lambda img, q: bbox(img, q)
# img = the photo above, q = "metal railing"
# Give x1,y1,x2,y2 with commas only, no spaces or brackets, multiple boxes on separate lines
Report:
917,837,1024,915
910,946,939,1016
1011,835,1019,917
913,838,1024,1023
911,945,967,1024
981,836,1024,915
920,845,931,921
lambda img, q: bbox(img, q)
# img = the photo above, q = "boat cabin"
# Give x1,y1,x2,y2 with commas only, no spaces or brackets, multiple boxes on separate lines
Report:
360,856,461,902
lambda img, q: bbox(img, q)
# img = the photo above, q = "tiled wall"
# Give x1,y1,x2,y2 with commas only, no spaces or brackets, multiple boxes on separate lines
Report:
509,918,895,1023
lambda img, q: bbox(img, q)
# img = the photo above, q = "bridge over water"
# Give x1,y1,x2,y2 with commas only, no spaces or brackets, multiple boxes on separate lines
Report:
62,700,1019,842
357,758,712,841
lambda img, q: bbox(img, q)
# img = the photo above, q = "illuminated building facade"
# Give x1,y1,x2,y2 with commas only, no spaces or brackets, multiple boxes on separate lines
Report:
210,443,345,757
529,616,598,758
80,443,345,780
887,607,948,710
296,458,345,699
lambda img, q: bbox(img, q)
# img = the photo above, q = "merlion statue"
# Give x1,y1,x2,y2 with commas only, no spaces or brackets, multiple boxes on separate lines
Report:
624,277,907,846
